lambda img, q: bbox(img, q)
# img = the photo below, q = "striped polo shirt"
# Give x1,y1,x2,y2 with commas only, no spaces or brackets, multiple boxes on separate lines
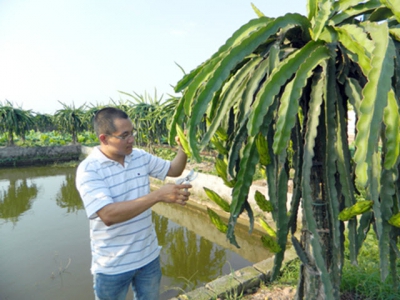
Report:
75,146,170,275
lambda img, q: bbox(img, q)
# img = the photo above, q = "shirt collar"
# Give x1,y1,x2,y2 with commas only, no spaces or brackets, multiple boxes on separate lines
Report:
92,146,133,166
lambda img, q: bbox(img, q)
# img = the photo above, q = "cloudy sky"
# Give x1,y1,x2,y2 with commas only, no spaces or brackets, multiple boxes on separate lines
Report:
0,0,306,114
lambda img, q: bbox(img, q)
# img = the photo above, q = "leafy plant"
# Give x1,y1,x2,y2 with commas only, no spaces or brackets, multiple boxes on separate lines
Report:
54,101,87,144
170,0,400,298
0,100,34,146
118,90,177,147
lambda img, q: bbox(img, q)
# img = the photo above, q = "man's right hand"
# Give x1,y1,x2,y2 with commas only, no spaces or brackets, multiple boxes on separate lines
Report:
157,183,192,206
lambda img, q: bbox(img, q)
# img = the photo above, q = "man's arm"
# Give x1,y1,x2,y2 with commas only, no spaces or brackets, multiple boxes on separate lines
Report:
97,183,191,226
167,146,188,177
97,136,190,226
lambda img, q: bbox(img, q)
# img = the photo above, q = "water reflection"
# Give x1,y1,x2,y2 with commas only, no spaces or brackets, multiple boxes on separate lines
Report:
154,213,225,291
165,229,225,289
55,171,83,213
0,178,38,223
0,166,271,300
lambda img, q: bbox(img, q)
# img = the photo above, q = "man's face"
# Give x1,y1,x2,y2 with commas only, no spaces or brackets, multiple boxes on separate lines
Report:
103,118,136,158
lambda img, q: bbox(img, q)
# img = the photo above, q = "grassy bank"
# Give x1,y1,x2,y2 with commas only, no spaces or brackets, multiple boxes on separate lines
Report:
269,230,400,300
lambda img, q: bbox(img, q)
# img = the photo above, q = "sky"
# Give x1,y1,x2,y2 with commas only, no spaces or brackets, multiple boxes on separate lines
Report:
0,0,306,115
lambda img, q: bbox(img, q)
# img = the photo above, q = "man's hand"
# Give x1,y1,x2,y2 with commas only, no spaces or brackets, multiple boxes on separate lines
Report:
175,135,184,149
156,183,192,206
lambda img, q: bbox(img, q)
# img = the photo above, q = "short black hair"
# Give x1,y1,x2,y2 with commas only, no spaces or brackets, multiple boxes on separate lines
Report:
93,107,129,136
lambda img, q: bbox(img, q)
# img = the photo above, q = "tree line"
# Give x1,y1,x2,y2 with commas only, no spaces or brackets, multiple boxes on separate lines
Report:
0,91,180,147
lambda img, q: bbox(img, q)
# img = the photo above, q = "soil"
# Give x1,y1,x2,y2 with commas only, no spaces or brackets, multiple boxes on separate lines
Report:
185,153,217,174
238,286,363,300
240,285,297,300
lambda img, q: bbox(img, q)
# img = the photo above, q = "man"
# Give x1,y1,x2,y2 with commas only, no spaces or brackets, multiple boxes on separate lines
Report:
75,107,191,300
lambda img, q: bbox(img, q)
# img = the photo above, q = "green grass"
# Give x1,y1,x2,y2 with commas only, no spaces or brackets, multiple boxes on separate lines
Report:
276,257,301,286
272,230,400,299
341,231,400,300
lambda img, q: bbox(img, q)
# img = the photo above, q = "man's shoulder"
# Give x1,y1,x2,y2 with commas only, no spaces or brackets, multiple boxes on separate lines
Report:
130,147,153,159
77,147,104,170
131,147,147,154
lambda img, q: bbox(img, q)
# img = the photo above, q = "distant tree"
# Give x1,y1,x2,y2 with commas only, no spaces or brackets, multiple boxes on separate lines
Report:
33,113,56,132
82,105,104,132
54,101,86,144
119,90,168,147
0,100,34,146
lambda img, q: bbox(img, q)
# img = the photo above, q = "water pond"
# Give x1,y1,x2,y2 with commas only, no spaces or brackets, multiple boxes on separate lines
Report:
0,166,272,300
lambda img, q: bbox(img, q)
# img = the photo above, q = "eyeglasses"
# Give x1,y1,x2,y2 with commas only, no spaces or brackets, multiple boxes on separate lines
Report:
107,130,137,141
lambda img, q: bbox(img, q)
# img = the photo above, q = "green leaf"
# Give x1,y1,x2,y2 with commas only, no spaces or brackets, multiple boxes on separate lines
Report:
356,212,373,256
182,16,271,105
259,218,276,237
248,41,322,137
176,16,271,94
251,2,268,18
227,118,249,178
287,119,303,234
230,137,259,217
368,150,387,280
207,208,228,233
336,82,358,263
354,23,395,187
188,13,310,160
175,65,203,93
243,200,255,234
333,0,369,13
261,235,281,253
168,96,186,145
331,0,382,25
383,89,400,169
203,187,230,213
390,28,400,41
214,124,229,141
334,24,374,76
380,169,395,222
345,78,363,115
215,157,236,188
254,190,273,212
310,0,333,40
268,43,281,73
200,57,262,151
381,0,400,23
273,44,330,154
255,133,271,166
227,136,259,248
388,212,400,227
369,7,395,22
240,57,270,126
210,136,228,155
175,124,191,157
266,140,290,280
307,0,318,21
338,200,373,221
